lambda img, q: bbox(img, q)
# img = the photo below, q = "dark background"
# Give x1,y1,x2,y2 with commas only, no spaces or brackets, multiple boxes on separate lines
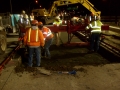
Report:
0,0,119,16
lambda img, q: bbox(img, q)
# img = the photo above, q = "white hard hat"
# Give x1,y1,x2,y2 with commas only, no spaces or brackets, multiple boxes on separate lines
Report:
22,10,25,14
23,14,28,19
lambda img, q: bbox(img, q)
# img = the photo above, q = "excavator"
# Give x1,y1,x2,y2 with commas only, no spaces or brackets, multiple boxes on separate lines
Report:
32,0,101,24
32,0,109,46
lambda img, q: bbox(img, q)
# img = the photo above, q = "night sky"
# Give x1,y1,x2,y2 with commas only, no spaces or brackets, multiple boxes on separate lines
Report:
0,0,53,13
0,0,120,16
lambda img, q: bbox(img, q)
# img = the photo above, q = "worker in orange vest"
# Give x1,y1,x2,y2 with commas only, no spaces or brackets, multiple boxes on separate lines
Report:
38,22,54,59
23,20,44,67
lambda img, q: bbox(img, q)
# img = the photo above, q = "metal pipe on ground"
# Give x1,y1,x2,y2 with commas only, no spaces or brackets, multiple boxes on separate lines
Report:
0,44,22,73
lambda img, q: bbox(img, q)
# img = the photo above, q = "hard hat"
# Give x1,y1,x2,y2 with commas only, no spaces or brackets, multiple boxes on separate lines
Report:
22,10,25,14
38,22,43,29
31,20,38,25
38,22,43,26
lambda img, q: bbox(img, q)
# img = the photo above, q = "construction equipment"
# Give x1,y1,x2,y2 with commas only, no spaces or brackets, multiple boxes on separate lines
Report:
0,13,21,54
0,16,7,54
1,13,20,34
32,0,109,47
32,0,101,24
45,21,109,46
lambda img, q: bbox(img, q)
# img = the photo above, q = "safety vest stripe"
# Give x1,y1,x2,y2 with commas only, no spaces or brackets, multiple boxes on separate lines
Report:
42,28,52,38
47,29,52,37
28,28,31,42
28,29,38,42
43,32,47,34
91,30,101,32
91,27,101,28
95,21,97,26
90,21,101,29
47,32,52,37
36,29,38,42
89,24,92,28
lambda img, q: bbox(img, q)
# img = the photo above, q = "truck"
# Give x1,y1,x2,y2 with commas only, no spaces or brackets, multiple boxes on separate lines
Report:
0,16,7,54
0,13,20,54
32,0,101,24
1,13,20,34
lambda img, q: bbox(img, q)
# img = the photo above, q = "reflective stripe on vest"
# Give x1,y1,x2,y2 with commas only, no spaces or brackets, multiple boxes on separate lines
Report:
42,27,52,40
90,21,101,29
36,29,38,42
28,28,38,42
28,28,31,42
90,21,101,33
53,20,62,26
47,28,52,37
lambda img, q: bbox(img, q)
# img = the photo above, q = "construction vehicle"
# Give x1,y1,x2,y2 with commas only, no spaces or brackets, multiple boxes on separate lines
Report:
32,0,109,46
1,13,20,34
0,16,7,54
0,13,20,54
32,0,101,24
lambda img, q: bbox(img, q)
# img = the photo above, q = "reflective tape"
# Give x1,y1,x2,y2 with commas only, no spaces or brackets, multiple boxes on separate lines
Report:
28,28,39,42
28,28,31,42
36,29,38,42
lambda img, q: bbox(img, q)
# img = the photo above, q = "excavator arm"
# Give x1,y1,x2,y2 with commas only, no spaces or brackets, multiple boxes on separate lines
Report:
32,0,101,24
49,0,101,17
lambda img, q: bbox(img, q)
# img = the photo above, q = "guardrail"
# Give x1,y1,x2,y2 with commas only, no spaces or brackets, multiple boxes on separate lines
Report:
101,16,120,22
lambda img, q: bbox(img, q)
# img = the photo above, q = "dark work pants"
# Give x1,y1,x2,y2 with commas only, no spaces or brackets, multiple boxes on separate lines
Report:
90,33,101,51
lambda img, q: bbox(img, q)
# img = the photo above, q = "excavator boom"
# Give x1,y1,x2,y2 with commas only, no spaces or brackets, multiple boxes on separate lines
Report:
32,0,101,24
49,0,101,17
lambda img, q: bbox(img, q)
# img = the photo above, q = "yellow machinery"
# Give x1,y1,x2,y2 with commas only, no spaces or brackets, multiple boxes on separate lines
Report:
32,0,101,24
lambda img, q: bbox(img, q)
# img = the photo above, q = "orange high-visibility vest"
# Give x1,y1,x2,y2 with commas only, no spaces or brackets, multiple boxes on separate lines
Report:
42,26,53,40
24,28,44,47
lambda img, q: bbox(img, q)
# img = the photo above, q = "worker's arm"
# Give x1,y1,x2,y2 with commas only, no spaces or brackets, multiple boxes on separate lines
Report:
39,31,45,47
85,23,92,30
23,31,28,46
42,29,48,40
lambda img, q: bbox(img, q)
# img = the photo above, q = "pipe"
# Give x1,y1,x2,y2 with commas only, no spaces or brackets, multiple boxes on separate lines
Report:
0,44,21,73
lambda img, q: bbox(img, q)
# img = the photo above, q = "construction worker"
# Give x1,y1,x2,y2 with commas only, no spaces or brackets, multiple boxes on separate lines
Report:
30,12,34,21
23,20,44,67
18,10,31,38
53,16,62,46
38,22,54,59
21,10,26,19
85,15,103,52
